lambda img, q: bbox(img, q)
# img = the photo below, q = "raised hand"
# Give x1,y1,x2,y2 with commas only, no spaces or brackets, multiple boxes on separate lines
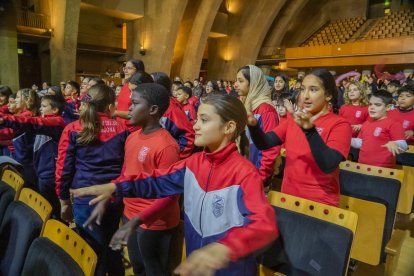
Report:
109,216,143,251
70,183,116,205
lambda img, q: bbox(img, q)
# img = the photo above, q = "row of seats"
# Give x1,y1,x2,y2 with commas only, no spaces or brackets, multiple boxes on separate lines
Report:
302,16,366,46
0,166,97,276
363,10,414,40
259,146,414,275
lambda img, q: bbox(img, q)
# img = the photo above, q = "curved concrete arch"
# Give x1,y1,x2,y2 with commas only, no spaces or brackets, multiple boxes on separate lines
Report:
133,0,189,73
207,0,287,80
260,0,309,56
171,0,222,80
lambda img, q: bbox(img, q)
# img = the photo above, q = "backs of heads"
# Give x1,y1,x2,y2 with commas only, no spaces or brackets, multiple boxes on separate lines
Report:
133,83,170,117
202,93,247,140
370,89,393,105
129,71,154,86
307,68,338,105
151,72,172,95
41,95,66,115
0,86,13,98
178,85,192,97
129,59,145,72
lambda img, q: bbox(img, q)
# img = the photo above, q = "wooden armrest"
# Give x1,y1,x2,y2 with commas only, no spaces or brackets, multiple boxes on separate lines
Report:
385,229,407,255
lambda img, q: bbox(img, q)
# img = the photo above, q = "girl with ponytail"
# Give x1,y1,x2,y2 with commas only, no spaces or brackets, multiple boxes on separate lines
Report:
56,84,129,276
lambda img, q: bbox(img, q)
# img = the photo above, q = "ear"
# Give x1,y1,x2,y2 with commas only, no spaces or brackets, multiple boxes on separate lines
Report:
386,104,392,111
224,120,237,137
325,94,332,102
51,107,60,115
107,103,116,115
149,105,159,116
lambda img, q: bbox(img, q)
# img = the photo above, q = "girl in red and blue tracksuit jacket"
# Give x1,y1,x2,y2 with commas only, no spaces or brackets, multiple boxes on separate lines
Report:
106,94,278,276
55,84,128,276
1,95,66,218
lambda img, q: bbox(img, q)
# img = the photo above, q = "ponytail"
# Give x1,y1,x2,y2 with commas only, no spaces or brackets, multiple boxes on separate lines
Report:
76,84,115,145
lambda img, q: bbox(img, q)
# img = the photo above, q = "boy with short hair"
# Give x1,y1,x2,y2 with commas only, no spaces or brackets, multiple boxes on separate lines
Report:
388,86,414,145
351,90,407,168
175,86,197,123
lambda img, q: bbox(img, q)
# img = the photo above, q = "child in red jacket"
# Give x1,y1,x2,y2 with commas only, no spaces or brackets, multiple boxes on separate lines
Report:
388,86,414,145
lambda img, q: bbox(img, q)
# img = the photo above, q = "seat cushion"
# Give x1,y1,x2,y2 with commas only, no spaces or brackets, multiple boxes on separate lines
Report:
0,181,15,225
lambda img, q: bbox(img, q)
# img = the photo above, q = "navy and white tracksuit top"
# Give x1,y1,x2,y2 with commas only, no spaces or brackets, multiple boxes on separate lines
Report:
114,142,278,276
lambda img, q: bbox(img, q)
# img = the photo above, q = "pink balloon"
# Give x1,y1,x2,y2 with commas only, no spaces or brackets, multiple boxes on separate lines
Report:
335,71,361,86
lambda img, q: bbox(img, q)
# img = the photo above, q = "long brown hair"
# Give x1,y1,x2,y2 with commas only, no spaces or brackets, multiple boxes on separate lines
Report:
77,84,115,144
19,88,40,116
344,80,369,106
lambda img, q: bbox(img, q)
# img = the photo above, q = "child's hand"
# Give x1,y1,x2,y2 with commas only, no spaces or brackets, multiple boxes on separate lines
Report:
382,141,406,156
174,243,230,276
292,109,322,130
246,112,257,127
82,199,108,230
352,124,362,132
283,99,294,114
405,130,414,140
109,216,143,251
70,183,116,205
60,199,73,224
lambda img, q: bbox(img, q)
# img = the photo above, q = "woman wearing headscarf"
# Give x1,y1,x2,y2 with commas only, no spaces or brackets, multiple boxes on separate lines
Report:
234,65,280,185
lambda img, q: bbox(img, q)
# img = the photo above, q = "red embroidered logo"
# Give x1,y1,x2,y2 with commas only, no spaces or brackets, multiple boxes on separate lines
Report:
355,111,361,118
316,127,324,135
403,120,410,129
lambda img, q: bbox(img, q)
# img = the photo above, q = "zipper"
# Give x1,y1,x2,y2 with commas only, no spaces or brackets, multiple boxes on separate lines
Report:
199,162,213,243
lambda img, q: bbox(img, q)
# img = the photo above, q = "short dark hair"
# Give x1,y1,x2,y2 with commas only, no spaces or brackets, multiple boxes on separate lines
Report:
178,86,192,97
129,71,154,86
151,72,172,95
133,83,170,116
388,80,400,88
397,85,414,96
41,95,66,115
369,89,393,105
0,86,13,98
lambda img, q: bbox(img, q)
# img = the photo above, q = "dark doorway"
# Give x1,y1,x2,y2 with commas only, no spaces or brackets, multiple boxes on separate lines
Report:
18,42,42,89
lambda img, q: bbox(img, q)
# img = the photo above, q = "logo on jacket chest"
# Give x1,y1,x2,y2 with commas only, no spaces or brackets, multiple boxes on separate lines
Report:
316,127,324,135
403,120,410,129
355,111,362,118
212,194,225,218
138,146,150,162
373,127,382,137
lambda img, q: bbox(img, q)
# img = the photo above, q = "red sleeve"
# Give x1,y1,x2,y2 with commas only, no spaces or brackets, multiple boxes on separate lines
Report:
338,105,345,117
273,113,291,142
218,172,278,261
389,120,406,141
326,120,352,158
258,109,280,181
188,105,197,124
133,144,180,224
55,124,77,200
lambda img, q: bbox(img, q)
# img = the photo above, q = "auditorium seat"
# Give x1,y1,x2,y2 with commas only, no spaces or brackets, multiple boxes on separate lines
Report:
0,188,52,276
22,220,97,276
258,192,357,276
339,161,407,274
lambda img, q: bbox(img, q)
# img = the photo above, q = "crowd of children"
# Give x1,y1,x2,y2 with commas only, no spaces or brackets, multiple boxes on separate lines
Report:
0,60,413,276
